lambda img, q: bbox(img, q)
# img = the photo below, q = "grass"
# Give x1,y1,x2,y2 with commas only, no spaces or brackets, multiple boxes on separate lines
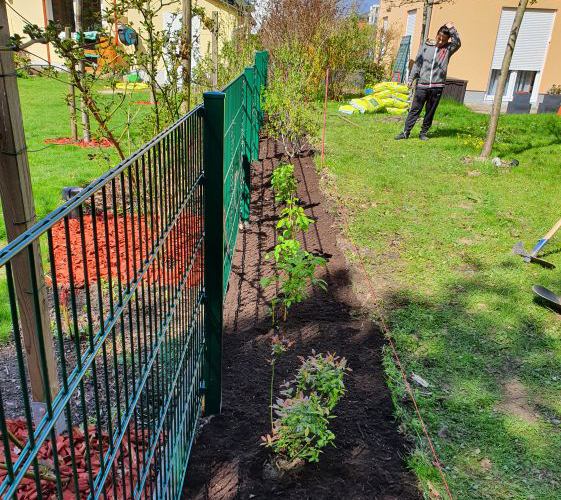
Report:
0,75,153,343
323,98,561,499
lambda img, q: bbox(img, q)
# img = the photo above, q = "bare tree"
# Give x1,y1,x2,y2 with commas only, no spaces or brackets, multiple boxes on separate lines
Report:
260,0,342,52
480,0,532,158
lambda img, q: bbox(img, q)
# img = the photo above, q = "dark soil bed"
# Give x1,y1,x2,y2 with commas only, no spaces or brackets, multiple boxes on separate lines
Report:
183,139,421,500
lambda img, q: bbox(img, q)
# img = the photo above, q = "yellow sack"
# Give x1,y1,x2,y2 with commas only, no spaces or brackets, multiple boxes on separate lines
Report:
339,105,360,115
374,89,393,99
363,95,384,108
386,107,408,116
392,93,409,102
394,84,409,94
350,98,375,114
388,99,409,109
115,82,150,91
378,98,395,107
373,81,396,92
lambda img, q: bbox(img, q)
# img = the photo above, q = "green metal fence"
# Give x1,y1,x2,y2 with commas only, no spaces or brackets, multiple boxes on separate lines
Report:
0,51,267,500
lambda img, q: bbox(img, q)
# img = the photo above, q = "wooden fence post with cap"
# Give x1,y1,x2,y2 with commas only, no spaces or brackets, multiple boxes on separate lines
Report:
0,0,59,410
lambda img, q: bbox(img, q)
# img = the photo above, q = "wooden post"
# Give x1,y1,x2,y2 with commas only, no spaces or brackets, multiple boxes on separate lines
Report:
75,0,91,142
181,0,192,112
66,27,78,141
212,11,219,90
0,1,59,405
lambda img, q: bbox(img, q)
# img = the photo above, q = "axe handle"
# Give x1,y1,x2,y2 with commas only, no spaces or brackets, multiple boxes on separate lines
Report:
530,218,561,256
544,217,561,240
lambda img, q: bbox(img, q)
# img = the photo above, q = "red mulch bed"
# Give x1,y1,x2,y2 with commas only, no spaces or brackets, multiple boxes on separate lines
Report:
48,213,202,288
0,419,152,499
44,138,113,148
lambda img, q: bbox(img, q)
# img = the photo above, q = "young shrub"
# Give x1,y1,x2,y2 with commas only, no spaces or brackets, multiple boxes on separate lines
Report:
262,351,350,468
276,198,314,240
294,352,350,411
262,392,335,466
271,164,298,204
262,243,327,322
261,44,319,158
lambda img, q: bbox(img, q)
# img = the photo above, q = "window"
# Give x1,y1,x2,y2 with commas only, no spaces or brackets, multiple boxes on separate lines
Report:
487,70,511,97
486,69,537,100
514,71,537,94
50,0,102,32
405,9,417,38
50,0,74,30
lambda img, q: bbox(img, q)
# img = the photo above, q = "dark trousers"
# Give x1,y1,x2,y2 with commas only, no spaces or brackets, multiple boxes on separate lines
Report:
403,87,443,136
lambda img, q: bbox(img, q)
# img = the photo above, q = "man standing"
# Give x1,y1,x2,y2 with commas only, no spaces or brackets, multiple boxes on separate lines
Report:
395,22,461,141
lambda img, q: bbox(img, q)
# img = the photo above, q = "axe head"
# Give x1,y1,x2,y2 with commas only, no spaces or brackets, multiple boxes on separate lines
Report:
512,242,555,269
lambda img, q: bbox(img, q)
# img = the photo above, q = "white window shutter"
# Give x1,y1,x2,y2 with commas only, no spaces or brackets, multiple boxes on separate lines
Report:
406,9,417,38
491,8,556,71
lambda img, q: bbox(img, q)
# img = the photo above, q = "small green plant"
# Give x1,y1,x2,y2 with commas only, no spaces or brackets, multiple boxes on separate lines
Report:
277,198,314,240
261,351,349,467
294,352,350,411
262,392,335,465
262,244,326,322
271,164,298,204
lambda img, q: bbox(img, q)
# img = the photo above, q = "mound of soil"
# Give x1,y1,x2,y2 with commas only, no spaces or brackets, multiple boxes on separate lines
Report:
183,139,420,500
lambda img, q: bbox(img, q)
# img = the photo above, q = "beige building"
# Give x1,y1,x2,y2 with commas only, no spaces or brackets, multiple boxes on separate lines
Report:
378,0,561,105
6,0,246,71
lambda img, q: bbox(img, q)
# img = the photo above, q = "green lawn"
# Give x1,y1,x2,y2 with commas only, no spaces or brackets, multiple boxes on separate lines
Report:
323,99,561,499
0,76,153,342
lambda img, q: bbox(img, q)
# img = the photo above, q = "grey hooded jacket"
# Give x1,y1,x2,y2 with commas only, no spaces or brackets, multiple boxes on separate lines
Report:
408,27,461,87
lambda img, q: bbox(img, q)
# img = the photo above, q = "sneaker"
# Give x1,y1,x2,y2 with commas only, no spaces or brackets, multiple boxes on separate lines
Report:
394,132,409,140
419,133,429,141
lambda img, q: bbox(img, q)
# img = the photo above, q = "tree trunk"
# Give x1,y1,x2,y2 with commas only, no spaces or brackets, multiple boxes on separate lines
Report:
419,0,430,47
480,0,530,158
75,0,91,142
181,0,192,112
65,26,78,141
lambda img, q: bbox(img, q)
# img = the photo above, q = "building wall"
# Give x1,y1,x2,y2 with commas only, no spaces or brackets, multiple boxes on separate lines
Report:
378,0,560,96
7,0,243,69
6,0,65,66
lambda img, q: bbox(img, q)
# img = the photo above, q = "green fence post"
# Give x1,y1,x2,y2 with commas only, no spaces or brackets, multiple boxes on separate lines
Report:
255,51,269,126
241,67,254,222
203,91,225,416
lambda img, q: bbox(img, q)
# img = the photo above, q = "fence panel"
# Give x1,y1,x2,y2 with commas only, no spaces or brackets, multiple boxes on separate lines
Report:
0,51,268,500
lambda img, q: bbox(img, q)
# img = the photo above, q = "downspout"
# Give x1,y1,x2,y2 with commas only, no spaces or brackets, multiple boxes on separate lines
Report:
41,0,52,64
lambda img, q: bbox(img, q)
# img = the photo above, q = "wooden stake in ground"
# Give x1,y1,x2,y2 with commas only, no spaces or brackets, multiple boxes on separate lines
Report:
65,27,78,141
0,0,59,404
181,0,192,112
480,0,531,158
75,0,92,142
212,11,219,90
